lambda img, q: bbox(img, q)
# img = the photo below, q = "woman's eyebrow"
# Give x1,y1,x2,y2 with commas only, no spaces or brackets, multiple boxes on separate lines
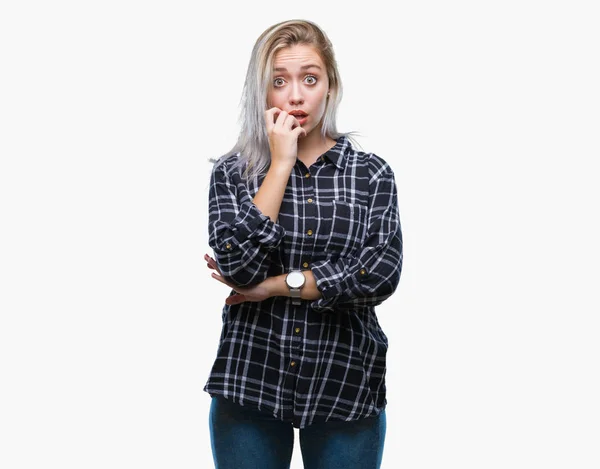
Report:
273,64,322,72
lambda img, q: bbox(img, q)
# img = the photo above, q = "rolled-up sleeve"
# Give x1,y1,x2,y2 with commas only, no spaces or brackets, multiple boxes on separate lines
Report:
208,160,286,287
310,164,403,312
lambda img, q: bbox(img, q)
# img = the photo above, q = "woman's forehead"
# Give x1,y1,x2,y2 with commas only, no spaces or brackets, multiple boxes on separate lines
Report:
273,44,323,68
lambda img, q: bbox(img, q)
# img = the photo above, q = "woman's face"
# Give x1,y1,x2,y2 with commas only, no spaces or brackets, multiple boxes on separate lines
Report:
266,44,330,137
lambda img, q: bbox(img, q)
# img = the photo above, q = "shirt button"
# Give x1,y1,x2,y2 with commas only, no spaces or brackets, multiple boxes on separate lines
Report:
359,268,367,275
225,243,232,250
307,198,313,203
305,173,310,178
290,361,297,367
295,327,301,334
307,229,313,236
302,262,309,268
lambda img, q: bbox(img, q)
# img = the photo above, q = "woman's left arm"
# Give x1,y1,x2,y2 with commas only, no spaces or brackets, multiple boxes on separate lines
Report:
308,161,403,313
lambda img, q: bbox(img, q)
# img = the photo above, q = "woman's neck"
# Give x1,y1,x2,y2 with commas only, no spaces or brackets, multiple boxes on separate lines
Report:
297,132,337,167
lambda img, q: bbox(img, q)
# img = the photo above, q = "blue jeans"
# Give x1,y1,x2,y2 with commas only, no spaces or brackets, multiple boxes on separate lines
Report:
208,395,386,469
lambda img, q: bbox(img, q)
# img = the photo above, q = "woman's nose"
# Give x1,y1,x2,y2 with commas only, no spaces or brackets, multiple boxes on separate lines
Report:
288,82,304,104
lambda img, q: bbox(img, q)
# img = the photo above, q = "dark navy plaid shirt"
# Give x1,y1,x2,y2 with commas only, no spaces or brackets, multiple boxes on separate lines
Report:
203,135,403,429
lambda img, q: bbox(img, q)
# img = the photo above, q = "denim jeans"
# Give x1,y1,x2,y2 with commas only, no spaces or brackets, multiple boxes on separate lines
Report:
208,395,386,469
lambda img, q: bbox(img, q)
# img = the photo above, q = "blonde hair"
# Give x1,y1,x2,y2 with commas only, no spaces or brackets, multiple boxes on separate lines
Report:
210,19,361,181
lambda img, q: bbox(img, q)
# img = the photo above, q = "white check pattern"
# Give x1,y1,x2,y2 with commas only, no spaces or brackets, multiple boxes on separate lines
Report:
203,135,403,429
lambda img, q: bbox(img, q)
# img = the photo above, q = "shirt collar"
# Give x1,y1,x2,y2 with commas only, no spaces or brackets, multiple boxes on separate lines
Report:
322,134,352,170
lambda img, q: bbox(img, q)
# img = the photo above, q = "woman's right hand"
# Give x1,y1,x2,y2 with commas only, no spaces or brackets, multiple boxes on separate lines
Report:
265,107,307,169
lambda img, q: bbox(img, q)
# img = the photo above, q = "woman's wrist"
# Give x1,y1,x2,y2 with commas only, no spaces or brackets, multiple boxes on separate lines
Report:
265,274,290,298
264,271,322,301
268,161,294,176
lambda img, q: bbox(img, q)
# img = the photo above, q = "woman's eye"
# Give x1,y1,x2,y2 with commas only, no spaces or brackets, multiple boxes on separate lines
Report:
273,76,318,87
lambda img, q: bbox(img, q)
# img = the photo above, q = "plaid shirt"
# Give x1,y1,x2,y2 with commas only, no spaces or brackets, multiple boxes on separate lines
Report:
203,135,403,429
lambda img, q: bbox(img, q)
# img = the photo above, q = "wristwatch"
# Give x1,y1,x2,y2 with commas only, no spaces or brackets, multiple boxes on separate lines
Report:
285,270,306,305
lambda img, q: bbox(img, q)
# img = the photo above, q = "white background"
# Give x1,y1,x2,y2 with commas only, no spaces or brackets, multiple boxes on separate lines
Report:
1,1,599,468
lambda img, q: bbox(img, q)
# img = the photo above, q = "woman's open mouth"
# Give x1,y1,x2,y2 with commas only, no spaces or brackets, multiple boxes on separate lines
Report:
289,110,309,125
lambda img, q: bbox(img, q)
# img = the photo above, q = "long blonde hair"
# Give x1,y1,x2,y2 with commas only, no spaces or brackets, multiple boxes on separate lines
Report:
210,19,362,181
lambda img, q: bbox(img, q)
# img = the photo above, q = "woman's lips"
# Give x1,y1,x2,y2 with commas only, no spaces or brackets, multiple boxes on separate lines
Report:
296,116,308,125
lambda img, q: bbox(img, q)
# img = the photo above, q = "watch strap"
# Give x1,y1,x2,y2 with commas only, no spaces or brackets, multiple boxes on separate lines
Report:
289,287,302,305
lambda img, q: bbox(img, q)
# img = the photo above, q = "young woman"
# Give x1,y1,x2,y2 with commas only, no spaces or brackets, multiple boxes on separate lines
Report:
203,19,403,468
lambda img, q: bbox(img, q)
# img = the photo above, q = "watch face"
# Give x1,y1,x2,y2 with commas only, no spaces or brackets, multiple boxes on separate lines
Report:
286,271,306,289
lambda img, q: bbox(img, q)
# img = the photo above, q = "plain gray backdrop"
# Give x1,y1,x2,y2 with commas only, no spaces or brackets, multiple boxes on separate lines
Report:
1,1,599,468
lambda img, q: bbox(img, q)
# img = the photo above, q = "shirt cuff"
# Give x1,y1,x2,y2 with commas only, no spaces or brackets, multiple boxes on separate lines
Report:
309,258,370,312
227,201,286,250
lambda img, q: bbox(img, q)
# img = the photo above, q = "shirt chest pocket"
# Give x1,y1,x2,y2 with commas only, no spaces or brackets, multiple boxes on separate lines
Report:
324,200,368,258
